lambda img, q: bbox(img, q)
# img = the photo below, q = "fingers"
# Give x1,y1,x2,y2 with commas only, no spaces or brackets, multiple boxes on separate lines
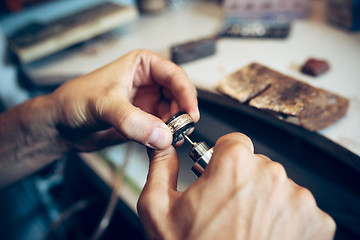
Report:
146,147,180,193
137,146,179,219
215,132,254,153
102,97,172,149
136,50,200,122
205,132,255,180
206,132,336,239
71,128,127,152
98,49,199,149
286,180,336,239
207,133,293,195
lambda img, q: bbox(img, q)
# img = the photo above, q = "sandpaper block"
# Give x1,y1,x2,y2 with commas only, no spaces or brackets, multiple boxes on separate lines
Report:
216,63,349,131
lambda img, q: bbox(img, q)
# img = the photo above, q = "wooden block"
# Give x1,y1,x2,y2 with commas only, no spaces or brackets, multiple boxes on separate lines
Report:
171,38,216,64
216,63,349,131
8,2,138,63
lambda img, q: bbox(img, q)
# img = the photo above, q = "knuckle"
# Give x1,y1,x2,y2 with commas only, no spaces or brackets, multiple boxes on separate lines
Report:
310,210,336,238
314,207,337,232
217,132,254,153
227,142,253,164
322,214,337,233
266,161,287,184
213,140,253,173
128,49,155,64
118,107,138,130
295,186,317,208
168,66,186,83
131,48,149,56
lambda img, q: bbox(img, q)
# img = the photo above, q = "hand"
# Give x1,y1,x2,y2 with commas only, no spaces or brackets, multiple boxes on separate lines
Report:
137,133,336,240
0,49,199,188
52,49,199,151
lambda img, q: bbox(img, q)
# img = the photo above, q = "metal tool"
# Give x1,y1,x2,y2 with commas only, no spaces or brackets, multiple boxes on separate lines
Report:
166,112,213,177
183,134,213,177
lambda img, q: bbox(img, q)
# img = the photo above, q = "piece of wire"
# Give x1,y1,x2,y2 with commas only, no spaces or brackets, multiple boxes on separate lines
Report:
43,197,97,240
43,143,133,240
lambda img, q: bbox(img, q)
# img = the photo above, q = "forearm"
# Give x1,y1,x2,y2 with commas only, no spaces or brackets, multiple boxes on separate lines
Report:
0,94,69,188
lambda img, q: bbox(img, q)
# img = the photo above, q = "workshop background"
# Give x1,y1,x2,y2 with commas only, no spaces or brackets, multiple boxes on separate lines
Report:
0,0,359,239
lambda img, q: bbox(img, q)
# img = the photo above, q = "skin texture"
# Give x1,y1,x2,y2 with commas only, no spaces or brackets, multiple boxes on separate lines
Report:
0,50,336,239
52,49,199,151
138,133,336,240
0,49,199,187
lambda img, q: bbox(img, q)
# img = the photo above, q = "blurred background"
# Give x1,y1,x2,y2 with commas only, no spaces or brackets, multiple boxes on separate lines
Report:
0,0,359,239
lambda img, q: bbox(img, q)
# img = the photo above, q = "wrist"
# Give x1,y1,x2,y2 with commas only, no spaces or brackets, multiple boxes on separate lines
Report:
0,94,71,188
19,94,71,156
15,93,71,167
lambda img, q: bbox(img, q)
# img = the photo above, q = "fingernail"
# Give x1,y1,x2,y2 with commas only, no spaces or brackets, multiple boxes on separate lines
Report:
193,107,200,121
148,125,172,149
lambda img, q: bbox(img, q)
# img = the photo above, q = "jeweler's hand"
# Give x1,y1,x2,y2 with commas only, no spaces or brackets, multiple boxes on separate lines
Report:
52,49,199,151
138,132,336,240
0,50,199,188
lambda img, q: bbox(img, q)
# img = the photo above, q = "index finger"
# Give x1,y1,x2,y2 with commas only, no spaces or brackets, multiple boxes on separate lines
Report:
139,50,200,122
204,132,255,180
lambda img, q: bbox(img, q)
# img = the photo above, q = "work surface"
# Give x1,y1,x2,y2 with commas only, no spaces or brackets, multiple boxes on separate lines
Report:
2,2,359,238
4,0,360,156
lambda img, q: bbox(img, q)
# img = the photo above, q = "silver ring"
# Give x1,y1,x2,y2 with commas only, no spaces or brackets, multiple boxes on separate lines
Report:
167,113,193,134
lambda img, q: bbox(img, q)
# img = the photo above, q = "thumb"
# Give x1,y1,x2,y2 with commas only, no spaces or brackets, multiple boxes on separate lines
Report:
103,98,172,149
146,147,180,193
137,147,179,221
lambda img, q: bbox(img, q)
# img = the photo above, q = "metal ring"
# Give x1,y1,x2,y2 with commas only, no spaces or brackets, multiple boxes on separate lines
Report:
167,113,193,134
165,112,195,145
